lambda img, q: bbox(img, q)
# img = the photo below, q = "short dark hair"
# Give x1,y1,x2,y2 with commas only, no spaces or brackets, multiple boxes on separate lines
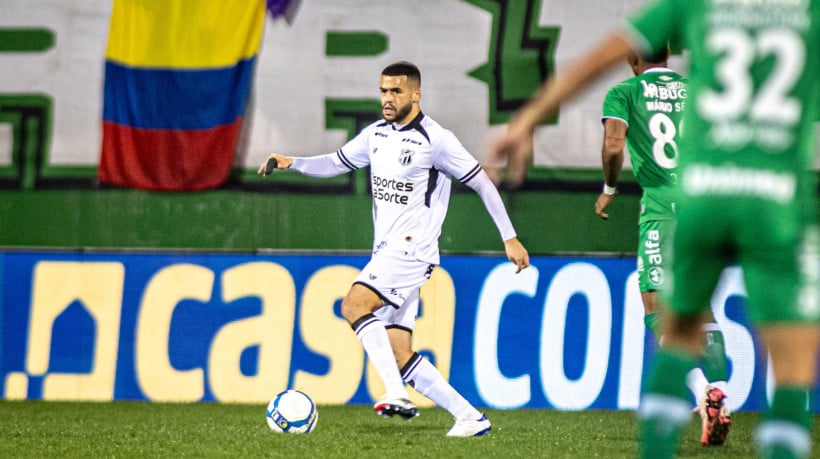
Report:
643,46,670,65
382,61,421,87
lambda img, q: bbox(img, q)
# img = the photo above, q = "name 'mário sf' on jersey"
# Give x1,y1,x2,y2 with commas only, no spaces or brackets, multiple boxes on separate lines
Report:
625,0,820,205
290,112,514,265
602,67,686,223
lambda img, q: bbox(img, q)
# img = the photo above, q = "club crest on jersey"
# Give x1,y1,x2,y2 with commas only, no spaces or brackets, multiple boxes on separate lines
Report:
648,267,665,286
398,149,414,166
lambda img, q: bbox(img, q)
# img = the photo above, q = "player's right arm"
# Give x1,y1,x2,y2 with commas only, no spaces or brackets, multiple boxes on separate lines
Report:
595,118,626,220
258,125,373,178
257,152,353,178
257,153,293,173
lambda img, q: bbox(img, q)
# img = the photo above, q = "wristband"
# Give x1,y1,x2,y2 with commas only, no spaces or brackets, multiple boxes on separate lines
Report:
603,184,617,196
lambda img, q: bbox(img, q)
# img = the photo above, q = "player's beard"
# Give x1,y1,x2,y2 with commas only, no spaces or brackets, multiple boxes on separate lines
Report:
383,101,413,124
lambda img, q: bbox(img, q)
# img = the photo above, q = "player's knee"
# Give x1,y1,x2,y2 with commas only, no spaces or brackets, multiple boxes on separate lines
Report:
340,300,365,323
666,312,703,338
341,295,381,324
641,291,660,313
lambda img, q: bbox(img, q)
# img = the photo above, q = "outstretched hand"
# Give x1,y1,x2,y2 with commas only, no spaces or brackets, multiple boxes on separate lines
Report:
504,237,530,273
257,154,293,175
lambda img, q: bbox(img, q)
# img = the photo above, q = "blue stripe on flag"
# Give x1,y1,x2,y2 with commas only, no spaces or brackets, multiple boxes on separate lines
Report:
103,57,255,130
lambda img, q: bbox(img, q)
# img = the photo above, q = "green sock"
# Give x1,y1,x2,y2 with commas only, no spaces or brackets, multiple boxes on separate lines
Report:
766,387,812,429
701,323,728,383
644,310,665,342
758,386,813,459
639,348,698,459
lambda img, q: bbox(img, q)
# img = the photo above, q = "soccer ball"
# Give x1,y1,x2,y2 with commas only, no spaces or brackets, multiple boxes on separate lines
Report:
265,389,318,434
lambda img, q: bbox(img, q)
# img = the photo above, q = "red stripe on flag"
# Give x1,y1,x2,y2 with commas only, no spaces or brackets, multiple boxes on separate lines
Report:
99,118,242,191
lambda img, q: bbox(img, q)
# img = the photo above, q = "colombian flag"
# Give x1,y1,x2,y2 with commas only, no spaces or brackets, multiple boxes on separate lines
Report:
99,0,265,191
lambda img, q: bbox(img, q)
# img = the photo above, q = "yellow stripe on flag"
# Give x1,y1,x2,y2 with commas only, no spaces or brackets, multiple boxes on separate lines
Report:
106,0,265,68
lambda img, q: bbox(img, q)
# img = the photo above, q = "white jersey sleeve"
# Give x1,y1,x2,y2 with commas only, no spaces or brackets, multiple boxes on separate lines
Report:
290,153,353,178
431,130,483,185
463,169,517,241
336,123,373,170
289,123,375,177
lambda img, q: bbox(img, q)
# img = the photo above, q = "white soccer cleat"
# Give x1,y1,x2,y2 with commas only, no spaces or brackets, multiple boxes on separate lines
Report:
373,396,418,420
446,414,491,437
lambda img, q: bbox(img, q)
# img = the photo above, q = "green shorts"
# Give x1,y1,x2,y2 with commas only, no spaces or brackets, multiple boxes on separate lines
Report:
671,195,820,324
637,219,674,293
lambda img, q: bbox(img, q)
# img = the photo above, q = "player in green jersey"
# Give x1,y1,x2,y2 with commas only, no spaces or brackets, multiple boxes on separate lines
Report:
488,1,820,458
598,48,730,444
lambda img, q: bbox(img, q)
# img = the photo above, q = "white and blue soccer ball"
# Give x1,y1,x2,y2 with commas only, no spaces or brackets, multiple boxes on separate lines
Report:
266,389,318,434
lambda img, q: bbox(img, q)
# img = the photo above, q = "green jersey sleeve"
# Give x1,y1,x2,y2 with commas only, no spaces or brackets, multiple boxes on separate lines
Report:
602,83,630,126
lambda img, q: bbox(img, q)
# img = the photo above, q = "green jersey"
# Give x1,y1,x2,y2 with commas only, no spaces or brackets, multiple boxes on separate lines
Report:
602,69,686,223
626,0,820,323
626,0,820,205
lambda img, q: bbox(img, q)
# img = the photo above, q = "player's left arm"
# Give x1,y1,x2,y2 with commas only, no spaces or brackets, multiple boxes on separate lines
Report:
464,168,530,273
436,130,529,272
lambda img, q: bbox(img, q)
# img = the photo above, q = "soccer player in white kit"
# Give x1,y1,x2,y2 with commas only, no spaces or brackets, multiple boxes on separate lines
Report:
259,61,530,437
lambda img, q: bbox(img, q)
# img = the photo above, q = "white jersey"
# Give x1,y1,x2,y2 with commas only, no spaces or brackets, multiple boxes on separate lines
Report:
291,112,515,264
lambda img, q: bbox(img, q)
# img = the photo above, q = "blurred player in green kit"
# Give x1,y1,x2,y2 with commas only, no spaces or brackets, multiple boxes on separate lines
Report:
488,0,820,457
597,48,730,446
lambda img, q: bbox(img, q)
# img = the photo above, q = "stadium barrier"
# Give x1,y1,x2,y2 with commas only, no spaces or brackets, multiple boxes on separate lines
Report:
0,249,793,412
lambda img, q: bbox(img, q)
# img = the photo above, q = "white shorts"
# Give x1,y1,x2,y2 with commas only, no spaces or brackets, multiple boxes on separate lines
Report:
353,249,435,331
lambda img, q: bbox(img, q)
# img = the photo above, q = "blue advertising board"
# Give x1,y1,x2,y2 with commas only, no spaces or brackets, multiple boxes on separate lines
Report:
0,250,788,412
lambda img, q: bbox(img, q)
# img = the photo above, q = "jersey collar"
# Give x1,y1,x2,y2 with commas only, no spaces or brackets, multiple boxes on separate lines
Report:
379,111,425,130
642,67,674,74
398,111,425,132
377,112,429,143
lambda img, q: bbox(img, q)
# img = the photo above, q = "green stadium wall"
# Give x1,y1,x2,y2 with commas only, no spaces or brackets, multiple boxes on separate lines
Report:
0,189,639,255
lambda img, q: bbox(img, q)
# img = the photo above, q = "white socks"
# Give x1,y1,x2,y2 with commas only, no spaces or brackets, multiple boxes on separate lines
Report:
686,367,729,404
351,314,482,420
401,352,481,421
686,368,709,401
352,314,408,400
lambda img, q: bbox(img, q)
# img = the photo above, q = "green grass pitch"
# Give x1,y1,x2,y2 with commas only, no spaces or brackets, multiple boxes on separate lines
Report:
1,400,815,458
